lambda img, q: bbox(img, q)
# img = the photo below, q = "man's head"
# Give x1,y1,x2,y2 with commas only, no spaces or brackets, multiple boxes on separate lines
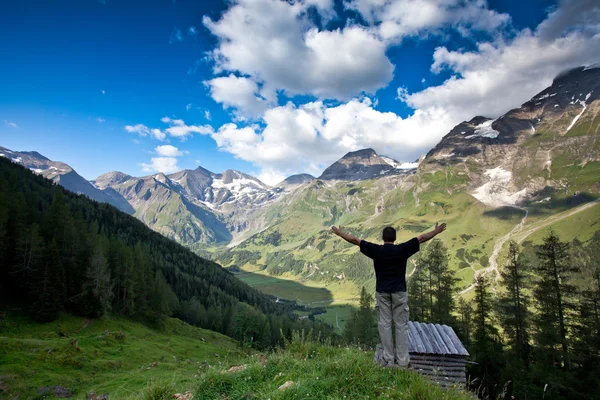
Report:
382,226,396,243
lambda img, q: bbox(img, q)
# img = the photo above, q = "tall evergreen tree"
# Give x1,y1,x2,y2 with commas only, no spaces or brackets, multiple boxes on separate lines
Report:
419,240,458,324
456,297,472,349
532,232,578,371
469,275,504,399
30,240,65,322
408,259,429,322
82,243,113,317
496,241,531,368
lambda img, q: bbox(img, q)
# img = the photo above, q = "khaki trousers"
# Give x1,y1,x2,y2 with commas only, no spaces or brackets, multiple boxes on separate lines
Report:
375,291,410,366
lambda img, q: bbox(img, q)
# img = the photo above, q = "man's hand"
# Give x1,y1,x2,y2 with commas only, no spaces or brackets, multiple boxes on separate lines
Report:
434,222,447,234
331,226,343,237
418,222,448,244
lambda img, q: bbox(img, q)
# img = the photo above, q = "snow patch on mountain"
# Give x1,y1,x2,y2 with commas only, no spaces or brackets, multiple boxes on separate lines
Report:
466,120,499,139
566,94,591,133
472,167,528,207
380,156,419,170
583,63,600,71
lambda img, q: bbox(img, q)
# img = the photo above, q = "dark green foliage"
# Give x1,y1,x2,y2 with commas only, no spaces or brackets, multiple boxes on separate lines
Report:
532,232,578,371
343,287,377,348
496,241,531,368
468,275,505,399
408,240,458,324
0,158,333,349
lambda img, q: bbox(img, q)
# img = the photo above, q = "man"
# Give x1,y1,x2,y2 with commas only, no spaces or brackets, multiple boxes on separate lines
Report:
331,222,447,368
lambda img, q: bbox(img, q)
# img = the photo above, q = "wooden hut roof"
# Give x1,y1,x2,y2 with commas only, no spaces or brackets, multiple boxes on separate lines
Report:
407,321,469,356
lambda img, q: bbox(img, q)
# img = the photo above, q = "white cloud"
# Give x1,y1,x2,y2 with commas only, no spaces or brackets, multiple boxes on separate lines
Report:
345,0,510,43
125,124,166,141
140,157,180,174
101,90,105,95
207,99,451,181
188,26,197,35
155,145,184,157
404,24,600,126
195,159,201,164
186,103,193,111
203,0,393,102
97,117,105,123
186,0,600,184
204,110,211,120
4,120,18,128
205,74,269,118
161,117,213,139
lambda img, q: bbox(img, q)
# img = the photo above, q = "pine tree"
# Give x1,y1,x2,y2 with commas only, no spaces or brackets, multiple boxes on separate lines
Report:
496,241,531,368
419,240,457,325
30,240,65,322
470,275,504,399
532,232,578,371
82,243,113,317
456,297,472,348
408,259,429,322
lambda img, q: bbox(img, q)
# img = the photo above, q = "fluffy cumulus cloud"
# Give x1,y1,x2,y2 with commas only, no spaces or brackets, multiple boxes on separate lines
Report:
155,145,183,157
195,0,600,184
140,145,187,174
205,75,269,118
140,157,180,174
404,0,600,125
205,99,453,184
346,0,510,42
203,0,394,108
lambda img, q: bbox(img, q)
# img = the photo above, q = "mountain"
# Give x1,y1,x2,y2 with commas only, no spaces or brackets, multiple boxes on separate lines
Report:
0,146,134,214
319,148,417,180
423,65,600,207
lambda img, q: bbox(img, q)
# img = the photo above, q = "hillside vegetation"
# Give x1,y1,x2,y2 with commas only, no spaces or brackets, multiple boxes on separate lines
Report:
0,158,332,350
0,312,244,399
0,313,474,400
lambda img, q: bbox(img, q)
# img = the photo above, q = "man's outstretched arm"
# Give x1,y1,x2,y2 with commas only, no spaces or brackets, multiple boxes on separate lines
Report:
418,222,447,244
331,226,361,246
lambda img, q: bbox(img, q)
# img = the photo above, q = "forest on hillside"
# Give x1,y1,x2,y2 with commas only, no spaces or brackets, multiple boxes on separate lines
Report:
343,236,600,399
0,158,333,349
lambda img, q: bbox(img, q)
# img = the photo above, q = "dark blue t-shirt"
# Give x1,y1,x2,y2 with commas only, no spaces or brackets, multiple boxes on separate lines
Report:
360,238,420,293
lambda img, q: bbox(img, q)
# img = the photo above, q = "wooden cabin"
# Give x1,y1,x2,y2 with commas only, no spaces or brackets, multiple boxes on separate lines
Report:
375,321,470,388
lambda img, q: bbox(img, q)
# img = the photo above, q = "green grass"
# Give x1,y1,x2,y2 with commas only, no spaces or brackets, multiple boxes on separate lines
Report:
0,314,475,400
154,332,474,400
0,312,245,399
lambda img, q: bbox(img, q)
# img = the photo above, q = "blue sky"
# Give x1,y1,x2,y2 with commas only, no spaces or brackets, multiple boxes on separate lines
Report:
1,0,598,184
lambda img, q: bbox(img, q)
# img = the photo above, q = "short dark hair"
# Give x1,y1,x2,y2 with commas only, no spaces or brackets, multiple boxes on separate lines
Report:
382,226,396,242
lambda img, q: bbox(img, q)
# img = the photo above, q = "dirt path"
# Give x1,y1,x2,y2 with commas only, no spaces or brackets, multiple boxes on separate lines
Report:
459,199,599,295
335,312,341,330
460,206,528,295
513,198,600,244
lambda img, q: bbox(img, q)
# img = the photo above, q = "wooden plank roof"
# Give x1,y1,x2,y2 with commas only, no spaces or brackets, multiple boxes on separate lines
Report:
407,321,469,356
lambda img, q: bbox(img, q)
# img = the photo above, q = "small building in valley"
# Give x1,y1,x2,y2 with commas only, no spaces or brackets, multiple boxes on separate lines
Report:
375,321,470,388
